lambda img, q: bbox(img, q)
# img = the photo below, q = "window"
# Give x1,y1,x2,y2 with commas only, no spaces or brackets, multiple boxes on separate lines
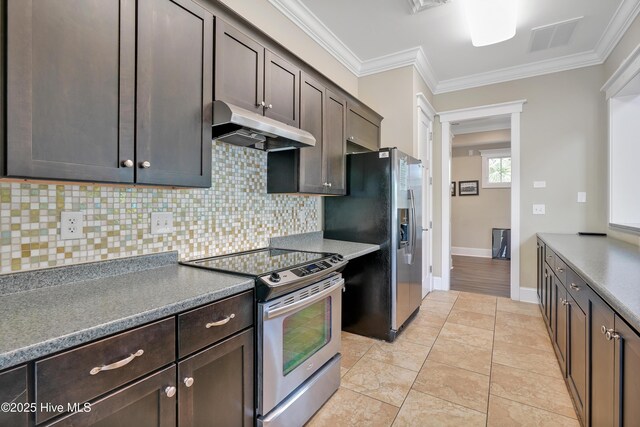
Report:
481,148,511,188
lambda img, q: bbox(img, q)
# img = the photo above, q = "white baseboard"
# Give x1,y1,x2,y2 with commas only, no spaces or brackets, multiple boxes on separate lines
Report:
451,247,492,258
519,287,538,304
433,276,445,290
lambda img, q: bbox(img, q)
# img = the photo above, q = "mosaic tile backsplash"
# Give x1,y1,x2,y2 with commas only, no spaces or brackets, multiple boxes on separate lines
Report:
0,142,320,275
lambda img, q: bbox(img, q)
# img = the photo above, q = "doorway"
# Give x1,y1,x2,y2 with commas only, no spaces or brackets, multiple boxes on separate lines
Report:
449,118,511,297
417,94,435,298
438,100,525,301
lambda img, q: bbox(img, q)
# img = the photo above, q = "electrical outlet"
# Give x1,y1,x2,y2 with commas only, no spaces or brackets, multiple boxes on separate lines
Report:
577,192,587,203
533,204,546,215
533,181,546,188
60,211,85,240
151,212,174,235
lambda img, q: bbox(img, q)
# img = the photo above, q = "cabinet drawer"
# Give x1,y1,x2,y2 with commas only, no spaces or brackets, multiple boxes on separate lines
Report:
554,256,567,285
178,290,254,357
35,318,175,424
544,246,555,268
566,268,588,310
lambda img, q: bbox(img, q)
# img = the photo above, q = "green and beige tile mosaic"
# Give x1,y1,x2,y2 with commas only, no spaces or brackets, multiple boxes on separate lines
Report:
0,142,320,275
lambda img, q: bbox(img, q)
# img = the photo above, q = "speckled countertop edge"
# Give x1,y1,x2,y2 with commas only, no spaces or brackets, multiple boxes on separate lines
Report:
538,233,640,332
0,260,254,371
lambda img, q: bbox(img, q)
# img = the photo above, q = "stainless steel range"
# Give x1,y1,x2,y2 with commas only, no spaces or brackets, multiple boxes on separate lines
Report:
182,248,348,427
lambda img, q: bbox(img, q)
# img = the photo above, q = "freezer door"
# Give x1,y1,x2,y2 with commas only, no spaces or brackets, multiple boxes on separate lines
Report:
393,150,423,329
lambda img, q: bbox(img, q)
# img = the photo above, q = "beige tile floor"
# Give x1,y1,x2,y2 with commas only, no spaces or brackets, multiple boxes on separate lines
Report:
306,290,580,427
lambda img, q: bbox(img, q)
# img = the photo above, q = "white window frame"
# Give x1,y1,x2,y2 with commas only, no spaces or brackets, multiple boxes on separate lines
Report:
481,148,511,188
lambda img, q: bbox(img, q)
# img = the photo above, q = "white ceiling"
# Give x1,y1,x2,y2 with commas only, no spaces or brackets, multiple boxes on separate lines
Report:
268,0,640,93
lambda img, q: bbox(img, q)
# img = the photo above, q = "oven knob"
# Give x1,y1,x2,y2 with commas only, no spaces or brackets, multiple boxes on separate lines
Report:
270,272,281,282
330,256,338,263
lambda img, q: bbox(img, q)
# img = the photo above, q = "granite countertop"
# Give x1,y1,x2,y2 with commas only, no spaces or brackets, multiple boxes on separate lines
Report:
0,253,253,371
270,231,380,260
538,233,640,332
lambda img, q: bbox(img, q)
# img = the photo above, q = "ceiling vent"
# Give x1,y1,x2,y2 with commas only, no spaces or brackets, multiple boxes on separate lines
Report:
529,17,582,52
408,0,450,14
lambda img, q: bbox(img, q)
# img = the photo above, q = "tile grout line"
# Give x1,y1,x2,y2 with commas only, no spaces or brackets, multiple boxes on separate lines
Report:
485,302,498,426
389,293,459,426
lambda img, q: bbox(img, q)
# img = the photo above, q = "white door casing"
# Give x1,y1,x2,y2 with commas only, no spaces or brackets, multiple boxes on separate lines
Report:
417,93,435,297
438,100,525,301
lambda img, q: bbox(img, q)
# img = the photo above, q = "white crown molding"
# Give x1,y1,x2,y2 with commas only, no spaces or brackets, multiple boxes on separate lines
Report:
267,0,362,75
434,50,602,93
269,0,640,95
407,0,450,14
602,43,640,98
417,93,437,121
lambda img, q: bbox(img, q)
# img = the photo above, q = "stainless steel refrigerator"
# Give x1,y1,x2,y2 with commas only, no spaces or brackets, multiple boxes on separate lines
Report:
324,148,422,341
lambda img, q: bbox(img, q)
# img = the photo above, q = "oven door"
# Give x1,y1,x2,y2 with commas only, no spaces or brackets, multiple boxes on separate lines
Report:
258,274,344,416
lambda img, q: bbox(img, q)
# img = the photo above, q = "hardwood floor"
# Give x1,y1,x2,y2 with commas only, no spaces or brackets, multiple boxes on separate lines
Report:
450,256,510,298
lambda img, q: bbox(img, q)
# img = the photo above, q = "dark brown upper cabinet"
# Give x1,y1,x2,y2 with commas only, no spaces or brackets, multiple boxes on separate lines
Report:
346,100,382,153
267,73,346,195
136,0,213,187
215,20,300,127
323,89,347,195
4,0,212,187
6,0,136,183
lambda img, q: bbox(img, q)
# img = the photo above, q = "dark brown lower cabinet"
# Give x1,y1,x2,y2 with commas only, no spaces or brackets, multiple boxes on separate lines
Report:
0,365,28,427
589,292,616,427
614,315,640,426
566,295,586,423
552,278,567,375
542,264,553,328
48,366,176,426
178,328,254,427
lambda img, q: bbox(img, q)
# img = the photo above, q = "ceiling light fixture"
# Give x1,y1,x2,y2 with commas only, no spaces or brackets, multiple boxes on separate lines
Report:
462,0,517,47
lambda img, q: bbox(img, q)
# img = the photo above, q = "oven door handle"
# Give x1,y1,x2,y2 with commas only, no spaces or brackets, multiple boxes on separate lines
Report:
266,279,345,320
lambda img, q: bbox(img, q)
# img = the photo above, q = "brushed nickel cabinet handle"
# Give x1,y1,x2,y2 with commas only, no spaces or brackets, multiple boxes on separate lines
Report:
121,159,134,168
258,101,266,107
570,283,580,291
140,161,151,169
349,136,355,141
184,377,194,387
601,325,607,335
605,330,620,341
267,104,273,109
90,349,144,375
164,386,177,398
556,267,564,273
206,313,235,328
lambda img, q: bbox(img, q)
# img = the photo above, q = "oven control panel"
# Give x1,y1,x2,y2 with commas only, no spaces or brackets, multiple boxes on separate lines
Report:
258,254,346,288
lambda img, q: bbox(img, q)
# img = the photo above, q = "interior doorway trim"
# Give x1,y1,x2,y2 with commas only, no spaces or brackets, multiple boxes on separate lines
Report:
417,93,435,297
438,100,526,301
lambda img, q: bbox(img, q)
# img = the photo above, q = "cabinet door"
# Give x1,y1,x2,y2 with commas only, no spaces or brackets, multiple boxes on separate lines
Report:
589,292,615,427
552,278,567,375
264,51,300,127
543,264,553,328
6,0,135,182
346,102,381,152
324,89,347,195
0,365,28,427
178,329,254,427
136,0,212,187
298,73,325,194
567,295,586,423
537,241,543,303
48,366,176,427
614,316,640,427
215,20,264,114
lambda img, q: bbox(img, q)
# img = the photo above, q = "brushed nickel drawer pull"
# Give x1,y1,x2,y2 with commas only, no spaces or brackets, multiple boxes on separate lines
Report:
90,349,144,375
556,267,564,273
164,386,177,398
570,283,580,291
205,313,235,328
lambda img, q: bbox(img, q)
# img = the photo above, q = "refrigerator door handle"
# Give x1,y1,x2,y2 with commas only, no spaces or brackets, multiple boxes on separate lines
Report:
409,189,417,265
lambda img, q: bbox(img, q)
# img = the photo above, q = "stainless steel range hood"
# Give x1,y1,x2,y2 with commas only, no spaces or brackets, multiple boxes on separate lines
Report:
212,100,315,151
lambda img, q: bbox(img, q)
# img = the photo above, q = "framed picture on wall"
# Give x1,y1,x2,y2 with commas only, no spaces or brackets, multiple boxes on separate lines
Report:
459,180,479,196
451,182,456,196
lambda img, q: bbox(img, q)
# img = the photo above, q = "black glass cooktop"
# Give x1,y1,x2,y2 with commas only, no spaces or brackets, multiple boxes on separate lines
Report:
184,248,329,277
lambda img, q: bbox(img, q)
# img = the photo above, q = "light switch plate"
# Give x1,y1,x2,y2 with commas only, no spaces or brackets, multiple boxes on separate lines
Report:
533,181,546,188
577,192,587,203
151,212,174,235
60,211,85,240
533,204,546,215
